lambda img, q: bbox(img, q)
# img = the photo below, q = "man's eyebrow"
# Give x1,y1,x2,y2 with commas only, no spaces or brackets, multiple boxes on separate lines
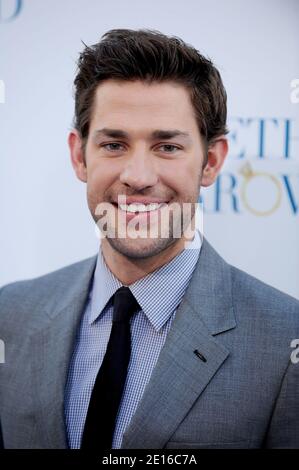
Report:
151,129,190,140
93,128,191,141
93,128,129,139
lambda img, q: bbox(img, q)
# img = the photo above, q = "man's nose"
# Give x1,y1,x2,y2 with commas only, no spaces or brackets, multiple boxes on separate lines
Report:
119,150,159,190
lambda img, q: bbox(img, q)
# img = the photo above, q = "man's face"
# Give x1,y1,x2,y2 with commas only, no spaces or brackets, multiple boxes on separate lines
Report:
73,80,210,259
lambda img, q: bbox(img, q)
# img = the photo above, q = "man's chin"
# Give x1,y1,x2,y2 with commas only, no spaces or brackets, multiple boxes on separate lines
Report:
104,235,179,260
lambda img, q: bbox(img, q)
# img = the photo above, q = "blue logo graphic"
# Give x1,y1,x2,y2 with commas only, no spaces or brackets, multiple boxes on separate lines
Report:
200,117,299,216
0,0,23,22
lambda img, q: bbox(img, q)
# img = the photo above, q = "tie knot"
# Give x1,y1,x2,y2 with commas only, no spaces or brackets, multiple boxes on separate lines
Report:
112,286,140,323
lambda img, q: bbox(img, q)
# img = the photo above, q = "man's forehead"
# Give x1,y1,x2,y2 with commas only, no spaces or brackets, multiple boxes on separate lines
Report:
90,80,198,134
93,79,192,105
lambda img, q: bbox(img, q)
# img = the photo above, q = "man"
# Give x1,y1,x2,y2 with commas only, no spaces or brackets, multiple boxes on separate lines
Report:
0,29,298,450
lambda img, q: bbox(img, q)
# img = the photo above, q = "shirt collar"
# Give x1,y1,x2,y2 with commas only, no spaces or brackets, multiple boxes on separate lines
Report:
89,229,202,331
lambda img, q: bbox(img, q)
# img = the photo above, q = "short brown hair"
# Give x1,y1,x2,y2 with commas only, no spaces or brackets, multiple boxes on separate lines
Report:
73,29,228,148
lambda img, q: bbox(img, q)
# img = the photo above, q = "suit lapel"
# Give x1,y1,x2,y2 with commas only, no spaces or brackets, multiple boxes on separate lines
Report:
30,255,97,448
122,239,236,449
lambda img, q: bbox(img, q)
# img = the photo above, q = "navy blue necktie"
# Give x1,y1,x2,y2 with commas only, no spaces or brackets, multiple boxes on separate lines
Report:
81,286,140,450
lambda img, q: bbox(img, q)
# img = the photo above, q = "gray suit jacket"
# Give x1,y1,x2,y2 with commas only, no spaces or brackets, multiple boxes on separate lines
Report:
0,239,299,449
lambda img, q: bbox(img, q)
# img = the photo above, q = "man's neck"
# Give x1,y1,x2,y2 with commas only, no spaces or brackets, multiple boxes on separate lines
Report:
100,231,195,286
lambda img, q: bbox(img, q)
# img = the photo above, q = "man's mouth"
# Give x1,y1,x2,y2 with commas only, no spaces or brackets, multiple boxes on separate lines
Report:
111,197,169,212
111,200,170,224
115,202,168,213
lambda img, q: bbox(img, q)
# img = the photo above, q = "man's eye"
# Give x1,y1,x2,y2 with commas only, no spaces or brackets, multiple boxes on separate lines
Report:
102,143,124,151
158,144,180,153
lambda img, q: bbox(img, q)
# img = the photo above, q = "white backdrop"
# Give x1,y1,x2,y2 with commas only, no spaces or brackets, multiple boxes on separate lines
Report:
1,0,298,299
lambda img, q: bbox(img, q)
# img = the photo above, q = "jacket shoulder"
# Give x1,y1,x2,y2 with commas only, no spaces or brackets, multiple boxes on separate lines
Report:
0,255,97,325
230,264,299,325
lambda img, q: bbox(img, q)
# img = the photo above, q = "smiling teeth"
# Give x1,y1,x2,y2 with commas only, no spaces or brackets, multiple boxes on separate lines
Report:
119,203,164,213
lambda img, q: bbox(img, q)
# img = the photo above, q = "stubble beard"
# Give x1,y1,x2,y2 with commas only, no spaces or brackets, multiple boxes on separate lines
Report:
88,185,200,260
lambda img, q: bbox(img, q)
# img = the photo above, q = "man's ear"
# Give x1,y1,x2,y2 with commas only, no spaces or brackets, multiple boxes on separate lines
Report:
201,137,228,187
68,129,87,183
